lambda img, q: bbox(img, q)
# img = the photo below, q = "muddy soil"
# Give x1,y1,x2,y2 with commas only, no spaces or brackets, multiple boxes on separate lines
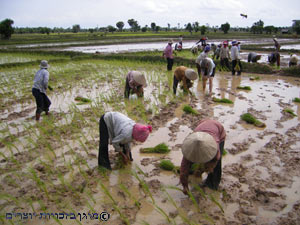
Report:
1,71,300,225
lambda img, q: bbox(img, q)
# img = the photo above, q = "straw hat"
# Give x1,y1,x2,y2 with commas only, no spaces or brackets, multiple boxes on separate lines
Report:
181,132,218,163
132,71,147,87
184,69,197,80
168,39,173,44
40,60,49,69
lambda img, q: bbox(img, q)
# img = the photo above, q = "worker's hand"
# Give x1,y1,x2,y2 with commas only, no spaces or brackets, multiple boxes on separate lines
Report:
119,152,130,165
182,185,190,195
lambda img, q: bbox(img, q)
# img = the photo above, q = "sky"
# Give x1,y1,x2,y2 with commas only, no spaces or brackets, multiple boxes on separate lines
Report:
0,0,299,29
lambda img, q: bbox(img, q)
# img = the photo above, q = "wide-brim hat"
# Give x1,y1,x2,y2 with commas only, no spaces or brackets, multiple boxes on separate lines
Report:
168,39,173,44
132,71,147,87
232,40,237,45
40,60,49,69
181,132,218,163
185,69,197,80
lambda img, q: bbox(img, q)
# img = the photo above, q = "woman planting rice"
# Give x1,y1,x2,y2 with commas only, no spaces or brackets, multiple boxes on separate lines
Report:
124,71,147,98
98,111,152,170
173,66,197,95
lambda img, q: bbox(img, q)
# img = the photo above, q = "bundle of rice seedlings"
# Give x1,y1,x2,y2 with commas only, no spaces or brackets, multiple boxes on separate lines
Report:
212,97,233,104
159,160,175,171
237,86,251,90
48,85,53,91
140,143,170,153
75,96,92,104
183,105,199,115
283,108,297,117
293,97,300,103
240,113,266,128
249,76,260,80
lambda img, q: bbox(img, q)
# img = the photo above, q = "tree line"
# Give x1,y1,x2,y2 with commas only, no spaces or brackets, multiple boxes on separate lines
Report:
1,18,300,40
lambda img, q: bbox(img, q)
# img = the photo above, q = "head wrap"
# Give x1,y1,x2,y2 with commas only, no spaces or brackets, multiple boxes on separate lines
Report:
132,123,152,142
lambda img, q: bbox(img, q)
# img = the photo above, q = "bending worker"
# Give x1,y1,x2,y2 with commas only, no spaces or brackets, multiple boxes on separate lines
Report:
98,111,152,170
200,57,216,94
124,71,147,98
248,52,261,63
173,66,198,95
180,119,226,194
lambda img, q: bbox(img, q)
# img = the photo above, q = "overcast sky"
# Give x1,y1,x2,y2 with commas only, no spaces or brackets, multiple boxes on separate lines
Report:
0,0,299,29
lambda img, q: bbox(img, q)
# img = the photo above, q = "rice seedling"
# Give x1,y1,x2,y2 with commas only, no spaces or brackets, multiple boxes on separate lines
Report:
140,143,170,153
240,113,266,127
249,76,260,80
159,160,175,171
183,105,199,115
212,97,233,104
283,108,297,117
237,86,251,90
119,183,141,208
293,97,300,103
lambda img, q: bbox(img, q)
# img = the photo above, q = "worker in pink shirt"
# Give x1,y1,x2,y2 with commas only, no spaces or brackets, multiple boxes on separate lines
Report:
163,39,174,71
180,119,226,194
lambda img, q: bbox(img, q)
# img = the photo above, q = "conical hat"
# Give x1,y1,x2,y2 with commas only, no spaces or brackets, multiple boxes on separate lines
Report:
181,132,218,163
185,69,197,80
132,71,147,87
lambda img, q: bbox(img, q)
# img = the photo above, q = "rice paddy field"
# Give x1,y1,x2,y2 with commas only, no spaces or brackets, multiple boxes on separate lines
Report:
0,40,300,225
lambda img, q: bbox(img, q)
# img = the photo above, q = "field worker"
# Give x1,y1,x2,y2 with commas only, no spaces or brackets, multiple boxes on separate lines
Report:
173,66,197,95
98,111,152,170
247,52,262,63
231,40,242,75
179,35,183,46
211,44,217,59
195,45,211,77
289,54,298,67
191,45,199,55
32,60,51,121
273,37,280,52
200,58,216,94
196,36,208,48
268,52,280,67
180,119,226,194
219,41,231,70
215,44,221,60
163,39,174,71
124,71,147,98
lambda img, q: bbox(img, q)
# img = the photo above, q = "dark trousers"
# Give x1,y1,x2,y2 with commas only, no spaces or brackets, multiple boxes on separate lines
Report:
173,75,179,94
220,58,230,70
167,58,174,71
196,63,201,77
98,114,112,170
232,60,242,75
205,141,224,190
32,88,51,114
124,77,131,98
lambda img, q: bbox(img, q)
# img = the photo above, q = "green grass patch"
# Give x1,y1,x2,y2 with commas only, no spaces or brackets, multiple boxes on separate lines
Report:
140,143,170,153
283,108,297,117
183,105,199,115
241,113,266,128
212,97,233,104
237,86,251,90
249,76,261,80
159,160,175,171
293,97,300,103
74,96,92,104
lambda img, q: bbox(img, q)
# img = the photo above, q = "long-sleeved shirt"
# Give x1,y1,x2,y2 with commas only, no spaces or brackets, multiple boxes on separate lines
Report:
290,54,298,64
219,47,230,59
163,44,173,59
180,119,226,187
103,112,136,152
32,68,49,94
248,52,258,62
203,58,215,76
231,45,240,60
195,51,208,65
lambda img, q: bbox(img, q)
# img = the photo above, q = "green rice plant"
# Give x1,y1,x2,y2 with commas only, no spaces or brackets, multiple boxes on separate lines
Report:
212,97,233,104
222,149,228,156
159,160,175,171
240,113,266,128
119,183,141,208
283,108,297,117
208,193,224,213
293,97,300,103
28,167,49,198
237,86,251,90
154,204,175,225
140,143,170,153
183,105,199,115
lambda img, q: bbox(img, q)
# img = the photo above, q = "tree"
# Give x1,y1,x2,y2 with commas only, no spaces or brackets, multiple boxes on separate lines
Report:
200,25,207,35
107,25,116,33
88,28,94,33
127,19,140,32
72,24,80,33
155,26,160,33
185,23,193,34
220,22,230,34
0,18,14,39
264,25,274,34
292,20,300,34
141,27,147,32
151,22,156,32
116,21,124,32
193,22,200,32
251,20,264,34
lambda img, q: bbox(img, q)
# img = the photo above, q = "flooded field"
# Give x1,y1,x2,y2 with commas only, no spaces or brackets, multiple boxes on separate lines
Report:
0,55,300,224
